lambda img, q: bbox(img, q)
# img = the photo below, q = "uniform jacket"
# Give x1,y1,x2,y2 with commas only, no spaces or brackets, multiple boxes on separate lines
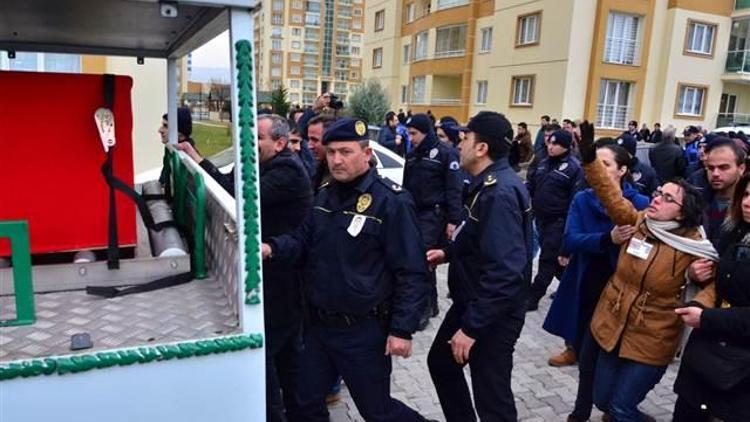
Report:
445,158,532,339
526,152,583,219
377,124,409,157
631,158,660,197
269,168,430,338
543,187,649,344
649,141,686,181
404,132,463,225
584,159,716,366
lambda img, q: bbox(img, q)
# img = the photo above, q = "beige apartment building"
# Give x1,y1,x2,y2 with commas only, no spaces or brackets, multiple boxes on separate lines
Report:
254,0,365,107
365,0,750,135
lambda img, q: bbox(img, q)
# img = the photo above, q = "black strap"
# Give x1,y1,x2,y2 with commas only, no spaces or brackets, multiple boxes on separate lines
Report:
86,271,193,298
103,74,119,269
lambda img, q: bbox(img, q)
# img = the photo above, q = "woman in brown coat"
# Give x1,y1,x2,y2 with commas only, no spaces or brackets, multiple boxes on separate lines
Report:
577,122,717,422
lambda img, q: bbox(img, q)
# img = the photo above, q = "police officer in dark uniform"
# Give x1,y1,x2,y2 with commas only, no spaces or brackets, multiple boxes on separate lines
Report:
526,130,583,311
426,111,532,422
404,113,463,329
617,133,660,196
261,118,435,422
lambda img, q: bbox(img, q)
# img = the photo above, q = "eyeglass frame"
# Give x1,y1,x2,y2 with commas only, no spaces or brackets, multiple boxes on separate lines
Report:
651,188,683,207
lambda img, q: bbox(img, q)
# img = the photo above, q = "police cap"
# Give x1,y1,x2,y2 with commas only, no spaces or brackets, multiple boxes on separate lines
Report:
457,111,513,148
322,117,370,145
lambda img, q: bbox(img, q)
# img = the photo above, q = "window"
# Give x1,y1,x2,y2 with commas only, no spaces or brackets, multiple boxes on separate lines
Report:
412,77,426,103
306,1,321,12
291,53,301,61
292,28,302,36
273,0,283,11
272,52,282,64
3,52,81,73
272,39,282,50
375,10,385,31
292,14,303,24
435,25,467,57
405,3,415,23
597,79,633,129
414,31,429,60
291,66,301,75
437,0,468,10
293,0,304,9
685,20,716,56
510,76,534,106
353,8,363,17
352,20,362,30
272,27,283,38
290,80,301,88
676,84,707,117
352,34,362,43
351,46,361,55
272,13,284,25
476,81,488,104
401,85,409,103
403,44,411,64
372,48,383,68
292,41,302,49
479,27,493,53
516,12,541,46
604,12,641,65
271,67,282,77
351,71,359,79
305,12,320,26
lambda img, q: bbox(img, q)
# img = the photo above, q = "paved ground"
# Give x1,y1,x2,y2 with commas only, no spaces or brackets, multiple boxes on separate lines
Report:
330,265,680,421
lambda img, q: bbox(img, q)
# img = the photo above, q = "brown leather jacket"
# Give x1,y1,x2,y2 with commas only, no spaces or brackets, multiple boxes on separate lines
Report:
584,159,715,366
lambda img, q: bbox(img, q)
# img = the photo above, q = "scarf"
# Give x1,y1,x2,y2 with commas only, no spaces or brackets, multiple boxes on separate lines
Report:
645,218,719,262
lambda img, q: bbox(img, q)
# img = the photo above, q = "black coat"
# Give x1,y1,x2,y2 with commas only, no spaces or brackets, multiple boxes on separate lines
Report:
674,225,750,421
648,141,686,182
526,152,583,219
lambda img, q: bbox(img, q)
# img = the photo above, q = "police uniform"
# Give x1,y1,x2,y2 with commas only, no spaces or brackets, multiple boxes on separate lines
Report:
616,134,660,197
267,118,431,422
427,112,532,422
404,114,463,324
526,130,583,308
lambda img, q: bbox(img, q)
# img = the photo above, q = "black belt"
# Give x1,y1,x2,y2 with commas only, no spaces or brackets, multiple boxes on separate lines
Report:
309,306,384,329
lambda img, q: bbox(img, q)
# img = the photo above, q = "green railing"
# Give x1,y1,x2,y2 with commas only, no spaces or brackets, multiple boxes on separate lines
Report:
0,221,35,327
737,0,750,10
726,50,750,73
168,150,207,279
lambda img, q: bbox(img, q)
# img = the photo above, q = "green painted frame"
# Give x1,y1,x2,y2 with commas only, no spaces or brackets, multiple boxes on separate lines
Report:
168,151,207,279
0,220,35,327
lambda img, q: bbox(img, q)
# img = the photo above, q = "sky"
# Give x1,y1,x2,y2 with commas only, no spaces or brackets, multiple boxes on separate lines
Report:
191,31,230,69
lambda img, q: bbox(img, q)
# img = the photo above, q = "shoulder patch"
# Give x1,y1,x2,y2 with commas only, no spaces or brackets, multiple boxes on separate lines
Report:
484,174,497,186
377,177,405,193
449,161,460,171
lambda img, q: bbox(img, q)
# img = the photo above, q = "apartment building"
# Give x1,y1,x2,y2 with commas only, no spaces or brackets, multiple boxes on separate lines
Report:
365,0,748,135
254,0,365,107
1,52,168,172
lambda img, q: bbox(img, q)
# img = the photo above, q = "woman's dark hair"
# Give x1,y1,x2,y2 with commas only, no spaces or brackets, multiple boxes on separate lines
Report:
598,144,633,185
666,178,705,229
385,111,397,124
728,173,750,225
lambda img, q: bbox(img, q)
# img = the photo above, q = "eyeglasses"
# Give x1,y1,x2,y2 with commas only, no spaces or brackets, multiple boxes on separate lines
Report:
651,189,683,207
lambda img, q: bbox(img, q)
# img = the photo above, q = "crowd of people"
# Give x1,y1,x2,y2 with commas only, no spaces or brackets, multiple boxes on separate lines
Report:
160,97,749,422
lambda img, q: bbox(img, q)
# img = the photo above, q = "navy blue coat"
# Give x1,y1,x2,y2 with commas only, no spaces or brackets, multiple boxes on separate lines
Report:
526,152,583,219
445,158,532,339
403,131,463,225
542,187,649,344
269,168,430,338
631,158,660,197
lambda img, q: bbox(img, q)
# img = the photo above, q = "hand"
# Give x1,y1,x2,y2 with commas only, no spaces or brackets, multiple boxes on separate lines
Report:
426,249,446,270
174,142,204,164
395,135,402,146
261,243,272,260
385,335,412,358
610,225,636,245
445,223,457,240
557,256,570,267
688,259,715,285
449,329,475,365
578,120,596,164
675,306,702,328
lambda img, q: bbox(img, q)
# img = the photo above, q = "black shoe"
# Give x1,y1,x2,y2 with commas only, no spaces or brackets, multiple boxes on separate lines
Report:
526,299,539,312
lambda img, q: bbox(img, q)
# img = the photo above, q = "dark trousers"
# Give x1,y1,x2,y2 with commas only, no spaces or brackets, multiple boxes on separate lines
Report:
570,328,600,420
266,322,303,422
417,207,446,314
673,396,711,422
428,305,524,422
288,318,424,422
530,217,566,302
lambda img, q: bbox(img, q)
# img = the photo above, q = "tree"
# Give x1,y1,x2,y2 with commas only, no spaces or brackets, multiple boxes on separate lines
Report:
270,85,291,118
209,78,230,121
347,79,390,126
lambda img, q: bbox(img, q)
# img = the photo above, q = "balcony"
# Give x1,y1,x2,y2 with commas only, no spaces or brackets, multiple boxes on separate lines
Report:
717,113,750,128
436,0,468,11
431,98,461,105
737,0,750,10
724,50,750,84
433,49,465,59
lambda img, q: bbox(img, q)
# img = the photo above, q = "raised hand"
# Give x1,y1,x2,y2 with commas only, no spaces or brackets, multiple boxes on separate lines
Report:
579,120,596,164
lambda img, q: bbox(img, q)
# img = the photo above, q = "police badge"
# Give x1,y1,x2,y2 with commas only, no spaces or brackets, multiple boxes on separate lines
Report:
356,193,372,213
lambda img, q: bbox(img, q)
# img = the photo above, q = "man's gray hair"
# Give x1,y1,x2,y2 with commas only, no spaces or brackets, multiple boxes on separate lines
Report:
259,114,289,141
662,126,676,144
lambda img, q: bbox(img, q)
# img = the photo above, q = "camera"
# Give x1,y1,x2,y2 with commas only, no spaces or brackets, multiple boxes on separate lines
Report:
160,2,178,18
328,92,344,110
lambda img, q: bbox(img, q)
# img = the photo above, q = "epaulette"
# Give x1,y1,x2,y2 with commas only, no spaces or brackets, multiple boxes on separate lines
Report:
484,174,497,186
318,181,331,190
378,175,404,193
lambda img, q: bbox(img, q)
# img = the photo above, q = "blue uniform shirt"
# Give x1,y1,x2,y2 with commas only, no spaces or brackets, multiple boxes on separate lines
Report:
269,167,430,338
526,152,583,219
445,158,532,339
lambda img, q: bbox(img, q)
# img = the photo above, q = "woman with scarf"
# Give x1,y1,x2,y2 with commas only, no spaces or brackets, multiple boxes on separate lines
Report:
672,173,750,422
577,122,718,422
543,142,650,422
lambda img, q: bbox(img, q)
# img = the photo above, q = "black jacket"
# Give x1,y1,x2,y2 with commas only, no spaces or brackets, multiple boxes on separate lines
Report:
526,152,583,219
649,141,686,182
630,158,660,197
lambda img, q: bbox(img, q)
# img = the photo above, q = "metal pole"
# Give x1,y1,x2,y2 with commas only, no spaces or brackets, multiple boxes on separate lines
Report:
167,58,178,144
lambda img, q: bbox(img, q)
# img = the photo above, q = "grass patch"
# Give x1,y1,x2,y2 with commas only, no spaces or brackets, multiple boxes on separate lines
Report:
193,121,233,157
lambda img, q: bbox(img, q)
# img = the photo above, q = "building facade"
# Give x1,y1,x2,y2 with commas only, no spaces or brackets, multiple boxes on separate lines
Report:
365,0,749,135
254,0,365,107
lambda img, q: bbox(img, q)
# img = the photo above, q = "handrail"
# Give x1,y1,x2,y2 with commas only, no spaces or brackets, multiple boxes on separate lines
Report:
0,221,35,327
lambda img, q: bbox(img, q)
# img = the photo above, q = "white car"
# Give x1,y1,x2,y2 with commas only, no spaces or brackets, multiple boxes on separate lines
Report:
713,125,750,134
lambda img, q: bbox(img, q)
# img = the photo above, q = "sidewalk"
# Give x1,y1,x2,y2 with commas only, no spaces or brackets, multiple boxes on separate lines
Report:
330,265,680,421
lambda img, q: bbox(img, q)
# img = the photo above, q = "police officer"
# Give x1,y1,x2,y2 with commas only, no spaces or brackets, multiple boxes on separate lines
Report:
526,130,583,311
404,113,463,329
617,133,660,196
261,118,434,422
426,111,532,422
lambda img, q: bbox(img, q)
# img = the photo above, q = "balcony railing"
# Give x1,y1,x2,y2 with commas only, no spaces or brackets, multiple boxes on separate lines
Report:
433,49,465,59
431,98,461,105
436,0,469,10
737,0,750,10
717,113,750,128
726,50,750,73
